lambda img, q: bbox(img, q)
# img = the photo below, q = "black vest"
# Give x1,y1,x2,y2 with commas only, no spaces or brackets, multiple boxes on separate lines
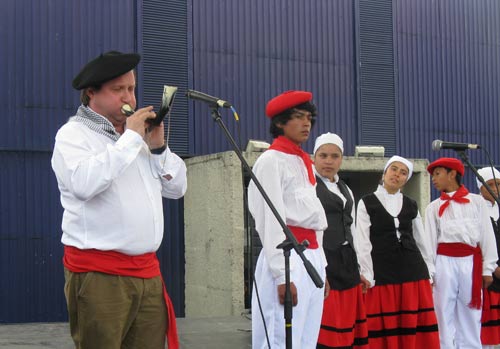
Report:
489,215,500,292
316,176,360,290
362,193,429,285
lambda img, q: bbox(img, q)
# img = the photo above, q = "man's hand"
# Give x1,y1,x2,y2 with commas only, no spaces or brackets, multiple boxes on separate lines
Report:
277,282,298,306
146,121,165,149
126,106,156,137
483,275,494,289
360,275,371,294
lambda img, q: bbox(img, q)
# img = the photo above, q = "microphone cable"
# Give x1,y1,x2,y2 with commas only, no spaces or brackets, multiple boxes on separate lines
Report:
253,277,272,348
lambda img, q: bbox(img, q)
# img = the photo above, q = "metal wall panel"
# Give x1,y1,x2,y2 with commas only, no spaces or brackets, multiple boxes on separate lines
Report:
190,0,358,155
1,0,137,152
141,0,190,156
0,152,67,322
1,0,185,322
394,0,500,182
357,0,396,155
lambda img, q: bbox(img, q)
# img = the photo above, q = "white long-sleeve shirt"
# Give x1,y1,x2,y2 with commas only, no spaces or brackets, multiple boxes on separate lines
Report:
315,172,357,245
51,117,187,255
248,150,328,284
485,200,500,222
424,190,498,276
355,185,434,286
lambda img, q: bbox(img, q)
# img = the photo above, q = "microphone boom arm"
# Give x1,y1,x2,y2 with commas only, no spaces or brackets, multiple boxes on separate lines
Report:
455,151,500,207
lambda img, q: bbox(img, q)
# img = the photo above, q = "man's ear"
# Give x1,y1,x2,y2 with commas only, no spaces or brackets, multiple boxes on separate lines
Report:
86,88,95,99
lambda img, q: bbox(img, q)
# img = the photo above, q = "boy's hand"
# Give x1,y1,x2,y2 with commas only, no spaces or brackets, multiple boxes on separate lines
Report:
483,275,493,289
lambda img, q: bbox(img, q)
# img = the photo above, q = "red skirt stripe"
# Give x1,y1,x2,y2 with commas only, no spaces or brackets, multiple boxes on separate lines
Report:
317,284,368,349
481,289,500,345
364,280,439,349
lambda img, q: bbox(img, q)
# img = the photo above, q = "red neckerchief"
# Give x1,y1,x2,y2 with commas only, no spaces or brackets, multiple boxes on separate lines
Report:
63,246,179,349
268,136,316,185
439,185,470,217
437,243,482,309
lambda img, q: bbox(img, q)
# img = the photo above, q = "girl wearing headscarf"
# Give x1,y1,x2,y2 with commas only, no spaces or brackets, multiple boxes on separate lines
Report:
477,167,500,349
355,156,439,349
313,133,368,349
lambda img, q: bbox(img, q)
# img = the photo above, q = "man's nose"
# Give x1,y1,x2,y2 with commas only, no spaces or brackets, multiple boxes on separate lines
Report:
123,89,135,102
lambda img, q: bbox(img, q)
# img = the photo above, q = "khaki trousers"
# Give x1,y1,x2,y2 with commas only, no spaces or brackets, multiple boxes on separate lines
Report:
64,268,167,349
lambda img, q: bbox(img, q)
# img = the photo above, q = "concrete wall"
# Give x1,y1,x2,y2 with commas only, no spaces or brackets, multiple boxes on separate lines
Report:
184,152,251,317
184,151,430,317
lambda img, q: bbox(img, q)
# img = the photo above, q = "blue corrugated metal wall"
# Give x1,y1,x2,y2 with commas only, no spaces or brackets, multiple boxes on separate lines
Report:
190,0,358,155
189,0,500,189
394,0,500,193
1,0,186,322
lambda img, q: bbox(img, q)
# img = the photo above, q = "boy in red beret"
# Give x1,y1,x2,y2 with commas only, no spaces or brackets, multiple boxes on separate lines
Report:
424,157,498,349
248,91,328,348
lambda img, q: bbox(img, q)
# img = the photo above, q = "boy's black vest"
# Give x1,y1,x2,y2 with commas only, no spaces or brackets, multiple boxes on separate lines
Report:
362,193,429,285
489,215,500,292
316,176,360,290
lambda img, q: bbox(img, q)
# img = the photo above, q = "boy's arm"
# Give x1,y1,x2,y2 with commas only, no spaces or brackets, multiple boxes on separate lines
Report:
413,211,435,281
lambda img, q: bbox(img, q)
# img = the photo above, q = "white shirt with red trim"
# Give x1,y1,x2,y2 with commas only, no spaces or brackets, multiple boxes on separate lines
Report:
248,149,327,284
424,190,498,276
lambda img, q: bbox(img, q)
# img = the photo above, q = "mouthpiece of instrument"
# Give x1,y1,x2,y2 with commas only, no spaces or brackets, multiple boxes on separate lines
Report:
121,104,134,116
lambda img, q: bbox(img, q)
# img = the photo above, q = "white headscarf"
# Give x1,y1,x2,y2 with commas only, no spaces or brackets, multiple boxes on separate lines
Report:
313,132,344,154
383,155,413,181
476,167,500,190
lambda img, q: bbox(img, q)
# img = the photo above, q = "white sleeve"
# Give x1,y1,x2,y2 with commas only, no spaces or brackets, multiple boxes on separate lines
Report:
478,198,499,275
354,199,375,286
51,127,143,201
424,203,439,270
248,156,289,284
413,211,435,280
347,186,358,255
152,147,187,199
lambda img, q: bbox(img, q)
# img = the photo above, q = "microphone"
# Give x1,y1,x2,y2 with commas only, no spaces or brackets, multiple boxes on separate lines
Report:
186,89,232,108
432,139,481,151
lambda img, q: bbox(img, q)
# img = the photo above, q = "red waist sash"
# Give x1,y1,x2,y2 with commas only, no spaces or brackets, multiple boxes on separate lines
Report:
437,242,483,309
288,226,318,249
63,245,179,349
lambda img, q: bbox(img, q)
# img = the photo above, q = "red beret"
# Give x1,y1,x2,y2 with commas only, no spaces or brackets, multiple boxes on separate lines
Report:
427,157,465,176
265,90,313,118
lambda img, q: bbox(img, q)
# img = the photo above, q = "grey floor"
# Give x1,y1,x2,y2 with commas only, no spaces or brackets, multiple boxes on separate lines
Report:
0,315,251,349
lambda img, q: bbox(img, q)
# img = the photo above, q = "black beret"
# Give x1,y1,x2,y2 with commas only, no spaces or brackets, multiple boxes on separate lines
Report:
72,51,141,90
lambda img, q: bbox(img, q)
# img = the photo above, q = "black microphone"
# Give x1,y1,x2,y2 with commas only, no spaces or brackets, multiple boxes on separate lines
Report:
186,89,232,108
432,139,481,151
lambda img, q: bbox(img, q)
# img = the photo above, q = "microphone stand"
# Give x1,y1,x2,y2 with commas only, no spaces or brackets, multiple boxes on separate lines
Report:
208,105,324,349
456,150,500,207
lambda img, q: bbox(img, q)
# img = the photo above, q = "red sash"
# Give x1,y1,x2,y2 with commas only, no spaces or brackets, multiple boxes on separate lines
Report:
288,225,318,249
63,245,179,349
437,242,483,309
